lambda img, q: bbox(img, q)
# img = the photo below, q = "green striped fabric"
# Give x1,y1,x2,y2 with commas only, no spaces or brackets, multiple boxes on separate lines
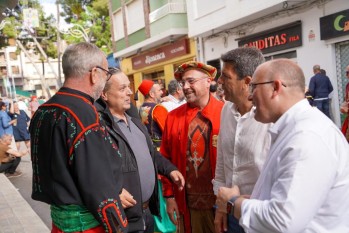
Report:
51,205,100,232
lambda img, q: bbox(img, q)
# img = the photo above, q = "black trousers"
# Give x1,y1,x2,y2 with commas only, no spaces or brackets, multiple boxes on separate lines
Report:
0,157,21,174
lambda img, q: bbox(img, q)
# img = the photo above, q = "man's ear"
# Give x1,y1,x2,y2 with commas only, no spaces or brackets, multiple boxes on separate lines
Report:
271,80,283,97
101,91,107,101
244,76,252,85
90,68,98,84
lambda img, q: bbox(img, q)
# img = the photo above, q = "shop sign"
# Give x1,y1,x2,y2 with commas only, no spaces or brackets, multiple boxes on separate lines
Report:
320,9,349,40
132,38,189,70
238,21,302,54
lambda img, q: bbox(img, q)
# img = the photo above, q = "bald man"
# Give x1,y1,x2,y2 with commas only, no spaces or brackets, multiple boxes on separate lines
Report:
217,59,349,232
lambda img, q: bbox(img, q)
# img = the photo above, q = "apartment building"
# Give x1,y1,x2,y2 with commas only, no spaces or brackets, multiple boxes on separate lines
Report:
109,0,195,105
0,44,62,98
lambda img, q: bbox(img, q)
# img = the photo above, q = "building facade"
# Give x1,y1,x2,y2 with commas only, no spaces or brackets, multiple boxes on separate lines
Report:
0,44,62,99
186,0,348,127
109,0,195,106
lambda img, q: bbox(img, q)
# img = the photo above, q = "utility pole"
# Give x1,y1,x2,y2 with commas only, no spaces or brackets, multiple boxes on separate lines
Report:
56,1,62,87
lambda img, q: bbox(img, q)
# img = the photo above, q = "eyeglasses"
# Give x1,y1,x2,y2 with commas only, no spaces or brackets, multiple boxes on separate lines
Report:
89,66,113,81
249,80,287,94
178,77,208,88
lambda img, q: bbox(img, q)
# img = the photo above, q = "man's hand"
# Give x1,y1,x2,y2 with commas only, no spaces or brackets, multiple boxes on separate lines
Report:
166,197,180,225
214,210,228,233
119,188,137,209
217,185,240,203
169,170,185,191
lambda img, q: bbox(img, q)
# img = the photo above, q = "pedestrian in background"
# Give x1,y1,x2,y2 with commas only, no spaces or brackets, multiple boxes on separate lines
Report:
0,101,16,138
218,59,349,232
8,102,30,152
161,79,186,112
0,134,27,178
29,42,128,233
161,61,224,233
308,64,333,118
29,96,40,117
138,79,168,148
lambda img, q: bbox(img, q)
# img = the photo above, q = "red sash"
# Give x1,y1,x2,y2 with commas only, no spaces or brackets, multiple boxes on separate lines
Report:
52,223,105,233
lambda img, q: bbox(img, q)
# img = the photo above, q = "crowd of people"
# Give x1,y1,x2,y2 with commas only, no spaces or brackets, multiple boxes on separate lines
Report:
0,96,41,177
1,41,348,233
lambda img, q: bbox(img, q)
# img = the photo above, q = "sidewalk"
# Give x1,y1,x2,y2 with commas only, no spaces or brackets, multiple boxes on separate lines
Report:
0,173,49,233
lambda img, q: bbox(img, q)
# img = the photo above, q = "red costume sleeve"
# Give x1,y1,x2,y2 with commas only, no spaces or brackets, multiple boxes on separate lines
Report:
152,105,168,132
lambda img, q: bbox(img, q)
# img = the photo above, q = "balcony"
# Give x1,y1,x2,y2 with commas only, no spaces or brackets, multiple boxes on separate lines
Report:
149,0,187,23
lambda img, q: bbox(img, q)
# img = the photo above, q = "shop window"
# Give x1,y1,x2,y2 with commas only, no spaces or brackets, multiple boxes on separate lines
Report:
10,52,17,61
265,51,297,61
11,66,19,74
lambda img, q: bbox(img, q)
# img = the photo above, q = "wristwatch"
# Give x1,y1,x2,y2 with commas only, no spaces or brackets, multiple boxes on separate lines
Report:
226,196,239,215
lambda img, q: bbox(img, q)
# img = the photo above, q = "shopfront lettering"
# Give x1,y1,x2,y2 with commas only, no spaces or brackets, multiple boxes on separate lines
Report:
244,34,287,49
132,38,189,70
145,52,166,64
238,21,302,54
171,46,185,54
320,9,349,40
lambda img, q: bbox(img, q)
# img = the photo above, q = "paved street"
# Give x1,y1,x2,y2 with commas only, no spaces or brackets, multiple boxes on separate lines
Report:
7,143,52,231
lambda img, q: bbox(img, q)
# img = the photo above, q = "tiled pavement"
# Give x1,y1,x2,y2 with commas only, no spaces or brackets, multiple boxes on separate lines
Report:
0,173,49,233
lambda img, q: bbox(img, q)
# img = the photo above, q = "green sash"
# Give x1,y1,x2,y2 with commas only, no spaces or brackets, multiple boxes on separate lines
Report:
51,205,100,232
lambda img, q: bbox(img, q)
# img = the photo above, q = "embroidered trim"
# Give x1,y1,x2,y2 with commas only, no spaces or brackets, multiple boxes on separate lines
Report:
98,199,128,232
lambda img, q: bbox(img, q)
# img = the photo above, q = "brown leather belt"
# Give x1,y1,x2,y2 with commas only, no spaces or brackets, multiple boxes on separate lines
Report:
142,201,149,210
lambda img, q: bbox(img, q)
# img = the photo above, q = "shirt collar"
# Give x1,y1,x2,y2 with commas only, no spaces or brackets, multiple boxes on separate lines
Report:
268,99,309,142
60,87,95,103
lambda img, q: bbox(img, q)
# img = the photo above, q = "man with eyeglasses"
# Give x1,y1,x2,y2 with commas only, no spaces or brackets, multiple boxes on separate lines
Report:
29,42,128,233
160,61,224,233
213,47,271,233
341,65,349,142
217,59,349,233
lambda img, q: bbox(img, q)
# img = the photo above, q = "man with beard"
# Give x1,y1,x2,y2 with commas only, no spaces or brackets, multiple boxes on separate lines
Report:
30,42,128,233
138,80,168,148
160,61,224,233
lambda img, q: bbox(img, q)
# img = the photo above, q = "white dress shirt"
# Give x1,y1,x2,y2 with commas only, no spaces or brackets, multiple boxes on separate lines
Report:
241,99,349,233
213,101,271,195
161,95,186,112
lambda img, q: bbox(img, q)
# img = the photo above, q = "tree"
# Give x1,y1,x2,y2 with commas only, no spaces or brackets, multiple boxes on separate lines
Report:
0,0,58,58
59,0,112,54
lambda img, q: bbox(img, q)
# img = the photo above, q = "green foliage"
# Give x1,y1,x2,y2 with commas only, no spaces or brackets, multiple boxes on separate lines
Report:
2,17,21,38
61,4,112,54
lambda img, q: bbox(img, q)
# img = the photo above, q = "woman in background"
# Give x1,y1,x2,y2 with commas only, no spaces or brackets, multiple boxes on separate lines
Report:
9,102,31,151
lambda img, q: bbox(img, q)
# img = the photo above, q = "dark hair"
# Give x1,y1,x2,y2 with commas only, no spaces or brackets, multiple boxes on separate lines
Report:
221,47,265,80
0,101,6,108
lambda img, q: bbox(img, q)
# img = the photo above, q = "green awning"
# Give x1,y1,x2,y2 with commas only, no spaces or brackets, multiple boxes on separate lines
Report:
15,88,33,98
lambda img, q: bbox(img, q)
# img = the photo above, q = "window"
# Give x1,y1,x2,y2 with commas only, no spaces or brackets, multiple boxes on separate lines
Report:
113,11,125,41
126,0,145,34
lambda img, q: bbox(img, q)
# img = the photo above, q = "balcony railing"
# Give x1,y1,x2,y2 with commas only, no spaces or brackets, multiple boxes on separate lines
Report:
149,0,187,23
